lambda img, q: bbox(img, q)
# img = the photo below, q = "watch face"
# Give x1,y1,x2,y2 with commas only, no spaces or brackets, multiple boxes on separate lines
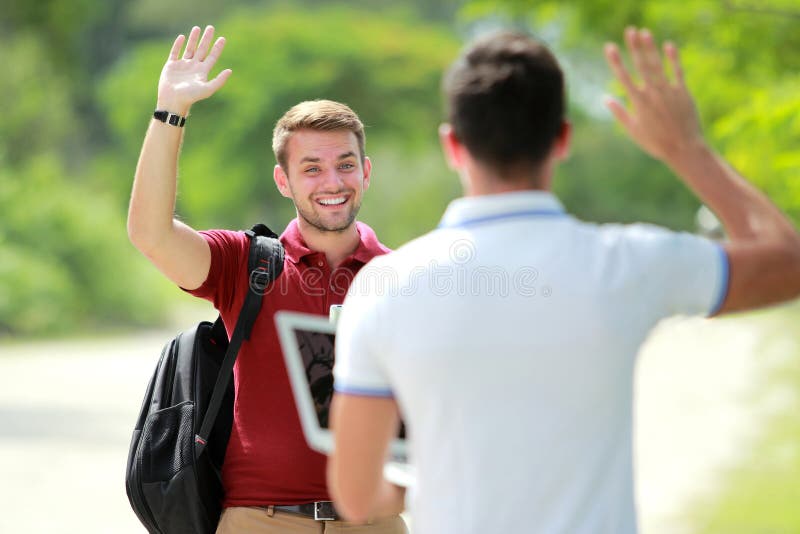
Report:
168,114,181,126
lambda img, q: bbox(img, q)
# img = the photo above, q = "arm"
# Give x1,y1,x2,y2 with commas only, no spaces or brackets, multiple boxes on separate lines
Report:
127,25,232,290
604,27,800,314
327,394,405,523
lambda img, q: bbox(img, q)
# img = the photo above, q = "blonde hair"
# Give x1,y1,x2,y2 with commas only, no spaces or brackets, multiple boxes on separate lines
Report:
272,100,366,171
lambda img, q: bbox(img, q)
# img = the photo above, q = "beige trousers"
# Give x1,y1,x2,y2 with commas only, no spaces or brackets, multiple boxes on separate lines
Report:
216,506,408,534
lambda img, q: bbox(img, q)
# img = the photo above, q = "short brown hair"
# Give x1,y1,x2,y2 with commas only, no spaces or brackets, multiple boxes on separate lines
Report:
272,100,366,171
444,32,565,175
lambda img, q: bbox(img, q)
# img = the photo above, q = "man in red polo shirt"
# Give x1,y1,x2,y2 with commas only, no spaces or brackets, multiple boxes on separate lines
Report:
127,25,406,533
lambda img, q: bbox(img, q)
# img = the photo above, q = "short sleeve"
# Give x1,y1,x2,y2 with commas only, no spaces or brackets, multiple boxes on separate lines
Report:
622,224,729,317
183,229,247,313
333,261,394,398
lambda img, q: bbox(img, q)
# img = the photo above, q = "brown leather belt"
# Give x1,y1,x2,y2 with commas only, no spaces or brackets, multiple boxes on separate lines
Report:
273,501,339,521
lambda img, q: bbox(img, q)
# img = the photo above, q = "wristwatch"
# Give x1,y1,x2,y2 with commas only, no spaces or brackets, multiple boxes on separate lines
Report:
153,110,187,127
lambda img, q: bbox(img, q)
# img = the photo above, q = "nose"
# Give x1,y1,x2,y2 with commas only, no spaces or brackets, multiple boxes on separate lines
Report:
319,167,345,191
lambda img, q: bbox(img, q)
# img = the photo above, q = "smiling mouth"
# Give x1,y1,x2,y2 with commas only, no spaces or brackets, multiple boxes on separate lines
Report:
316,196,348,207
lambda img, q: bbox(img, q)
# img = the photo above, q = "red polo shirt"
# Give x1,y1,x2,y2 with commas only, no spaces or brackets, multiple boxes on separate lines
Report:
187,219,390,507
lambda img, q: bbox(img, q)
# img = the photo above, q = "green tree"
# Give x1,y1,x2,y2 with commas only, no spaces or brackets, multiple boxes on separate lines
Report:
462,0,800,225
0,31,169,336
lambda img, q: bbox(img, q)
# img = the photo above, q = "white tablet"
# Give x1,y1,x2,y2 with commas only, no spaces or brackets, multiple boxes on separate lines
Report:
274,310,409,466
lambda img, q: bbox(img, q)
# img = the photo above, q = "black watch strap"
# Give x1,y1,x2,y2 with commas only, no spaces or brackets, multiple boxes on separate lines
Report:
153,110,186,127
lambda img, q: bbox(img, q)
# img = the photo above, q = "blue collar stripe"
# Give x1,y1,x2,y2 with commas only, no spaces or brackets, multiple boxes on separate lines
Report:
439,209,565,229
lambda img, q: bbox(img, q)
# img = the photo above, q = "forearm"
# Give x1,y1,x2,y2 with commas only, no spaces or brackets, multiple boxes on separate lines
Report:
328,395,405,522
127,111,188,252
667,142,799,244
124,26,227,289
330,473,404,523
370,480,406,518
605,28,800,313
670,142,800,312
128,24,230,252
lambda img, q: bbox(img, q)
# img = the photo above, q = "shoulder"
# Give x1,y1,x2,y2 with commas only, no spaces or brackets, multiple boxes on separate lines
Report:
577,221,713,254
348,229,452,299
198,229,251,267
561,221,723,291
369,228,444,267
199,229,249,249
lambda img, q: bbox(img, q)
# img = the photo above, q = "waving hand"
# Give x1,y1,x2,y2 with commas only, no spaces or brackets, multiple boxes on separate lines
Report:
603,27,705,163
157,25,232,114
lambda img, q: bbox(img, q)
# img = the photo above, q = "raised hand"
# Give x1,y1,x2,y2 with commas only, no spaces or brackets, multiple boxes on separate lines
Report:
157,25,232,115
603,27,706,164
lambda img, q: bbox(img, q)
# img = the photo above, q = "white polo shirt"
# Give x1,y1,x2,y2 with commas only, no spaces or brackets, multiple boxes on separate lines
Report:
334,191,728,534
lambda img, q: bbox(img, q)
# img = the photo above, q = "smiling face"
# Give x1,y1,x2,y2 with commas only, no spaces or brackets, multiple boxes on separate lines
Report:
274,129,371,234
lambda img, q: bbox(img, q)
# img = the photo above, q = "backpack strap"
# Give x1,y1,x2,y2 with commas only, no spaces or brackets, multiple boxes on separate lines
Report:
194,225,285,457
241,225,285,340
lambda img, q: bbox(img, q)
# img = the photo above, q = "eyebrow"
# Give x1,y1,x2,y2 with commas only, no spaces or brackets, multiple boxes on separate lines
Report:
299,151,357,164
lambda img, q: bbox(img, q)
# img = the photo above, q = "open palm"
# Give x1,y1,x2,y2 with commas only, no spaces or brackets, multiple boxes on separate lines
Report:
157,25,232,113
603,28,704,163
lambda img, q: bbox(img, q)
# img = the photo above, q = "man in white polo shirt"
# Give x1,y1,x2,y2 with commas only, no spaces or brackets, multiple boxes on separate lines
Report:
327,28,800,533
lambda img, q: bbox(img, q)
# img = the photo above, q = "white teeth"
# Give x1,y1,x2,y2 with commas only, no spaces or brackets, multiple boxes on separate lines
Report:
318,197,346,206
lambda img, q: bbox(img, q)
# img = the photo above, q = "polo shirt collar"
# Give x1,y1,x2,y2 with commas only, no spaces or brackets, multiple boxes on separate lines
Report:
280,218,387,265
439,190,566,229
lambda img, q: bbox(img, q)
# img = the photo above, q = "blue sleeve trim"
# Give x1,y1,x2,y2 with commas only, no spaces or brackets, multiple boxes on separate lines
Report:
709,243,730,316
334,383,395,398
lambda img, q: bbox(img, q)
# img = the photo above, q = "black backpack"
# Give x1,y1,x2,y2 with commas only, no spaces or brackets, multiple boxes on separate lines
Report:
125,224,284,534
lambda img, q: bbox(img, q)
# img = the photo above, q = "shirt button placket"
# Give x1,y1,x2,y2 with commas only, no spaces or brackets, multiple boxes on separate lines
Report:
315,256,329,312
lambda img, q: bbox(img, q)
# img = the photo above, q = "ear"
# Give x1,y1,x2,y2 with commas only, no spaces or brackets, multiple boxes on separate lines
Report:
439,123,466,170
553,120,572,161
362,156,372,191
274,164,292,198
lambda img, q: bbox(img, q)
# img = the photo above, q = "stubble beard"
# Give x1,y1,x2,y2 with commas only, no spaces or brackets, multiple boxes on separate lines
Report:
296,198,361,234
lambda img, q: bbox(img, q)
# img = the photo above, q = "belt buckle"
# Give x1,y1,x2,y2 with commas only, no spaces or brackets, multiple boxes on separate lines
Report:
314,501,336,521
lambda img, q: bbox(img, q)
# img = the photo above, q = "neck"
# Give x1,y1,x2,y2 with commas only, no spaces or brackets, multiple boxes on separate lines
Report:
461,159,554,197
296,218,360,268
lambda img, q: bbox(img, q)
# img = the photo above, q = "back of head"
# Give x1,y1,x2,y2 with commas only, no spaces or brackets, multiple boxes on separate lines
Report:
443,31,565,177
272,100,366,171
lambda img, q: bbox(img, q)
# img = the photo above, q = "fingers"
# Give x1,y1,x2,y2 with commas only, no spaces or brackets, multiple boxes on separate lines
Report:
664,41,685,86
204,37,226,69
195,25,215,62
624,27,669,87
638,30,668,84
169,34,185,60
604,96,633,131
174,25,223,65
208,69,233,92
603,43,637,96
182,26,201,60
623,27,648,84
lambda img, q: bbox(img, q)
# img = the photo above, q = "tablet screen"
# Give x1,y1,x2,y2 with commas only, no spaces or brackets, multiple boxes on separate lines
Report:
294,328,406,438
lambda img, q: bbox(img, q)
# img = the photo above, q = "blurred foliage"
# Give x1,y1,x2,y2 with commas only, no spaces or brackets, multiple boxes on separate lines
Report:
463,0,800,225
0,18,171,336
0,34,76,167
0,154,170,335
2,0,799,337
553,118,702,230
359,146,463,248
